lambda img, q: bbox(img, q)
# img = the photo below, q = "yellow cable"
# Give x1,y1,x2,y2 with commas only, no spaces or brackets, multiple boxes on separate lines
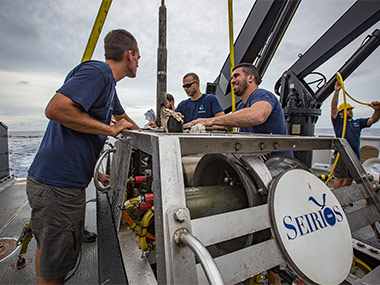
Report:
18,221,33,255
138,206,155,251
228,0,237,132
345,92,372,106
250,274,263,285
228,0,235,112
122,210,140,231
122,198,140,231
354,257,372,273
326,72,347,184
122,199,156,242
325,72,379,185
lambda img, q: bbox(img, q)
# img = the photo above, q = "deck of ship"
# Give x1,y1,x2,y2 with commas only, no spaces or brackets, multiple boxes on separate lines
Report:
1,171,380,284
0,177,98,284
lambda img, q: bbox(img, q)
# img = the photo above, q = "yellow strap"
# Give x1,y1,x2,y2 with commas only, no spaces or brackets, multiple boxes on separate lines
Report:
81,0,113,63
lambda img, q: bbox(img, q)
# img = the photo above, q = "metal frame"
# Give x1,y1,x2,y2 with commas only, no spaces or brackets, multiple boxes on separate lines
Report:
97,189,128,284
103,130,380,284
0,122,9,182
214,0,301,111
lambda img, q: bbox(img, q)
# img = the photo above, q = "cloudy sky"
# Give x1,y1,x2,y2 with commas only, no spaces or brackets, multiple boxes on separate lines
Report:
0,0,379,131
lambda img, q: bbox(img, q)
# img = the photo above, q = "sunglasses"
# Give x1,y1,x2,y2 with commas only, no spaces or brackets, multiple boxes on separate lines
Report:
182,81,197,89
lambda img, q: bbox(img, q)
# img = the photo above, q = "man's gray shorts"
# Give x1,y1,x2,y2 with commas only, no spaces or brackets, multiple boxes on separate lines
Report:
26,176,86,279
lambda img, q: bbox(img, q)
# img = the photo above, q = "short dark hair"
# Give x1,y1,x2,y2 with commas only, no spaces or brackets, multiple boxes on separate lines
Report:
183,72,200,82
232,63,262,85
166,93,174,103
104,29,138,61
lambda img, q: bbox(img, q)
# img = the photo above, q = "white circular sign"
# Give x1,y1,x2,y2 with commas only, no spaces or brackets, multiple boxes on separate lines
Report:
269,169,352,284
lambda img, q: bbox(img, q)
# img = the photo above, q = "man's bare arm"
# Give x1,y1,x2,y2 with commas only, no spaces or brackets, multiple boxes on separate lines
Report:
185,101,272,128
367,101,380,126
114,113,140,130
45,92,132,137
331,81,341,119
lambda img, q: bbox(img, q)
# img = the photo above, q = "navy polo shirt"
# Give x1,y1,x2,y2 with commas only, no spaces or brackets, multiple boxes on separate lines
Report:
332,115,369,158
28,60,125,187
236,88,293,157
175,94,223,124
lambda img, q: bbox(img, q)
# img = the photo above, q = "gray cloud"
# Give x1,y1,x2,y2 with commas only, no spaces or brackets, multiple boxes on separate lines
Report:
1,0,379,131
17,80,29,86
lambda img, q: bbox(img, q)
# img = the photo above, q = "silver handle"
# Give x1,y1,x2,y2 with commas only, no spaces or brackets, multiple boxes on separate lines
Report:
93,148,116,191
177,230,224,285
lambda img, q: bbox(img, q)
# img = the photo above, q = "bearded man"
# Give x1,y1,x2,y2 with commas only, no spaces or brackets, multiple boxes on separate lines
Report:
186,63,293,158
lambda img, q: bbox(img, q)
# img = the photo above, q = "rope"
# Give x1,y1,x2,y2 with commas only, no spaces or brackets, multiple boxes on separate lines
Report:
161,107,183,132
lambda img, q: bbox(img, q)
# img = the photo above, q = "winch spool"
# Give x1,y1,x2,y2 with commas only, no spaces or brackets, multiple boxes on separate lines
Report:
189,153,309,257
127,153,310,255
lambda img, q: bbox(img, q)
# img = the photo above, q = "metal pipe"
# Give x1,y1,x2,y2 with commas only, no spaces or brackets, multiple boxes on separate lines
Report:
315,29,380,103
178,230,223,285
156,0,167,126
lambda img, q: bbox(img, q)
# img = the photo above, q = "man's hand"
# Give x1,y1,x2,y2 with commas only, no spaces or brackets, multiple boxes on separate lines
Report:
184,118,214,128
334,81,342,92
145,121,157,128
98,172,110,186
111,119,133,137
368,101,380,126
371,101,380,110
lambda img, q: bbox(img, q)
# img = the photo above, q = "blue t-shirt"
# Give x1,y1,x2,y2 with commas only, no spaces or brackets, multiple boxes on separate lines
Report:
175,94,223,124
332,115,369,158
236,88,293,157
28,60,125,188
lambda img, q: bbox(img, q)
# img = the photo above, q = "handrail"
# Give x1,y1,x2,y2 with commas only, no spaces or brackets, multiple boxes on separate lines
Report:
93,148,115,191
176,229,224,285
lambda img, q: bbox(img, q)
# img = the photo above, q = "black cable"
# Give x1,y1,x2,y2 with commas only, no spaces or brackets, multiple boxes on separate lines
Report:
64,248,82,282
306,71,327,89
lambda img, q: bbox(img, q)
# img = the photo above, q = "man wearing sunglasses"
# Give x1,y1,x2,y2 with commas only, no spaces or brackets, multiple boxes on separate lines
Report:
175,72,224,124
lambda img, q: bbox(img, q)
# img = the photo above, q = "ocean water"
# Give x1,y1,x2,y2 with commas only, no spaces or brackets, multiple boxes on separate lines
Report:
5,128,380,178
316,127,380,137
8,130,45,178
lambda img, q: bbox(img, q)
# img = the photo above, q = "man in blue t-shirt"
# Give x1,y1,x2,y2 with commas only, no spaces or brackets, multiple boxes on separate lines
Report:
331,81,380,189
176,72,224,124
185,64,290,285
26,29,140,283
186,63,293,158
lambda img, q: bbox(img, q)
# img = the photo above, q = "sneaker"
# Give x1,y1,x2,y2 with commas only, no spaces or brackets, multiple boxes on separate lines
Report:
83,228,97,243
